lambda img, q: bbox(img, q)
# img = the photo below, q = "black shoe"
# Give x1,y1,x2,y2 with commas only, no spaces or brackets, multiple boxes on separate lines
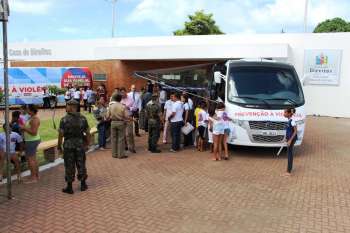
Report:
62,183,74,194
119,156,128,159
129,149,136,153
20,156,26,163
151,149,161,153
136,134,141,137
80,180,88,192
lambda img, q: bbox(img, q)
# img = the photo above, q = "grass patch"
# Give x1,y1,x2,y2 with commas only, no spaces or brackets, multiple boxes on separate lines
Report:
39,112,97,142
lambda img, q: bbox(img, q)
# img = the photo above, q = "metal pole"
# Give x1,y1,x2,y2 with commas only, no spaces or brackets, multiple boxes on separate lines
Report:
304,0,309,33
2,1,11,199
111,0,117,37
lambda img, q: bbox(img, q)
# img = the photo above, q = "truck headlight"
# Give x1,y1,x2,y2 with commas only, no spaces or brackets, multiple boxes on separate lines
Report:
296,120,305,126
232,119,245,127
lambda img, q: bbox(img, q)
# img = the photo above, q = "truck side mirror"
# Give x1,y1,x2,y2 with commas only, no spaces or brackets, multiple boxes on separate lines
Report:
214,71,225,84
301,76,308,86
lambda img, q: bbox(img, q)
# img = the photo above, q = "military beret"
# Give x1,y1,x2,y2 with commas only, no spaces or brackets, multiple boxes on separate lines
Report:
66,99,79,106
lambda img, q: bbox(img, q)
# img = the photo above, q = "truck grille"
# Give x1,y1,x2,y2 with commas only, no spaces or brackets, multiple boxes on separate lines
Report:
252,135,285,143
249,121,287,130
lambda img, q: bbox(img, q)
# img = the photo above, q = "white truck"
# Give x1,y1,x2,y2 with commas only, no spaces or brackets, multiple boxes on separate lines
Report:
213,60,306,147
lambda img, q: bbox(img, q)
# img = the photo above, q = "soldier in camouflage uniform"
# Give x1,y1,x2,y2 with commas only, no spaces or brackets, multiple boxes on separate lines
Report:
58,99,90,194
146,94,162,153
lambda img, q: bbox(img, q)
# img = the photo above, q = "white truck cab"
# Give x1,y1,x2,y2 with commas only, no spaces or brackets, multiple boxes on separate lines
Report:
214,60,306,147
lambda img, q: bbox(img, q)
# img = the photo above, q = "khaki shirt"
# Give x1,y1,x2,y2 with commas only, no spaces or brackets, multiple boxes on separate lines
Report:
108,102,127,121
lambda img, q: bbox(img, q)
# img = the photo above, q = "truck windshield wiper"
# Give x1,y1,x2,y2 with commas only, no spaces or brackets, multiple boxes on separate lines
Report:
232,96,271,108
264,98,297,106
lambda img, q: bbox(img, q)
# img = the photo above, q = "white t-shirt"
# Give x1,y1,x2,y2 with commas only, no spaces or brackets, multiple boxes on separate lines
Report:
197,110,208,127
216,110,230,129
183,102,190,111
0,132,22,154
74,90,81,99
171,100,184,123
159,90,167,104
65,91,71,100
164,100,173,119
188,98,193,109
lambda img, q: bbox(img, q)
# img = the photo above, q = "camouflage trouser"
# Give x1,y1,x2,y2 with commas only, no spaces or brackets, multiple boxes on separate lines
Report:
139,109,145,130
63,147,87,182
148,119,160,151
125,121,135,151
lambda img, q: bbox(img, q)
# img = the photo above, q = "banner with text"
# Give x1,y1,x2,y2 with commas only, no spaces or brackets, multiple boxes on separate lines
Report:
0,67,92,105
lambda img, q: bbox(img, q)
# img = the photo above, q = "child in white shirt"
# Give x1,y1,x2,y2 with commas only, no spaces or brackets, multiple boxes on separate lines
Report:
0,124,23,183
197,102,209,152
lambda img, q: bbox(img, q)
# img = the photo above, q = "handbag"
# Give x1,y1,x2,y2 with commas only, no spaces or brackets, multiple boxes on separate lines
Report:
181,123,194,135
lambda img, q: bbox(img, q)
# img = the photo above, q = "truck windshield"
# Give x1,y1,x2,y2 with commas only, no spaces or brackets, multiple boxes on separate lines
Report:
227,66,305,109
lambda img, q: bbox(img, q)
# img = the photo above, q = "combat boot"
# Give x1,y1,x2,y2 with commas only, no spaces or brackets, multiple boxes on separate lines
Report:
62,182,74,194
151,149,161,153
81,180,88,191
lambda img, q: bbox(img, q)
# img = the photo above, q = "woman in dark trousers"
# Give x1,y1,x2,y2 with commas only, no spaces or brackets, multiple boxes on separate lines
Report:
181,94,193,147
282,108,298,177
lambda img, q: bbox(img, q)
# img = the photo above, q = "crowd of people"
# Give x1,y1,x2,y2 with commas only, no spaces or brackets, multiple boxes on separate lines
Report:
0,81,298,193
0,104,41,183
64,84,103,113
100,81,235,161
97,81,298,175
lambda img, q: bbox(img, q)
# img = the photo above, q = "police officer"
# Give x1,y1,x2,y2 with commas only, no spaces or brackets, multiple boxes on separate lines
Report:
58,99,90,194
146,93,162,153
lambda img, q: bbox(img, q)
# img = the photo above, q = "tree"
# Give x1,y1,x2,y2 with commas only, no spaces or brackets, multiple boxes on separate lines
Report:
0,89,3,104
313,17,350,33
174,10,224,36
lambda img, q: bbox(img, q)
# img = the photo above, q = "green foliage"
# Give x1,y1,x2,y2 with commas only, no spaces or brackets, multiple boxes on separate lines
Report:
174,10,224,36
47,85,65,95
313,17,350,33
0,89,3,104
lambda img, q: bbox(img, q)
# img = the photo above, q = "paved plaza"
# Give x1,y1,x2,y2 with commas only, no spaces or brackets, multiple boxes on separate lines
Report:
0,116,350,233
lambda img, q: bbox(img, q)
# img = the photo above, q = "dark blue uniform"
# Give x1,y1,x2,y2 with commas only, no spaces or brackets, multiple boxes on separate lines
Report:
286,119,297,173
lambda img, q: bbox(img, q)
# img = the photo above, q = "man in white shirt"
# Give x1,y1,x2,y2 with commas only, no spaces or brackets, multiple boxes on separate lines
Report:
121,88,136,153
159,86,167,113
162,94,174,144
73,87,81,112
65,88,71,102
83,87,90,111
128,85,141,137
168,93,184,152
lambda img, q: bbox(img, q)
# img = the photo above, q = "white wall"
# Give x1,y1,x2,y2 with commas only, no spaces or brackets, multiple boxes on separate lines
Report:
4,33,350,118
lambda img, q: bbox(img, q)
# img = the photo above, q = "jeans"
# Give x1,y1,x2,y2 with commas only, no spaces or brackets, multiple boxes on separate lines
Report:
43,97,50,109
87,102,94,113
83,99,88,111
171,121,183,151
183,130,193,147
97,122,106,148
287,138,297,173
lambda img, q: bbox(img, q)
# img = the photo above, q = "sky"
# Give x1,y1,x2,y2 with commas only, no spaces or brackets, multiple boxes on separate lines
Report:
7,0,350,43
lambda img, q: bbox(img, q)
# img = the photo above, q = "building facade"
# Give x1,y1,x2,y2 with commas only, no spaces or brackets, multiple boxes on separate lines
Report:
4,33,350,118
